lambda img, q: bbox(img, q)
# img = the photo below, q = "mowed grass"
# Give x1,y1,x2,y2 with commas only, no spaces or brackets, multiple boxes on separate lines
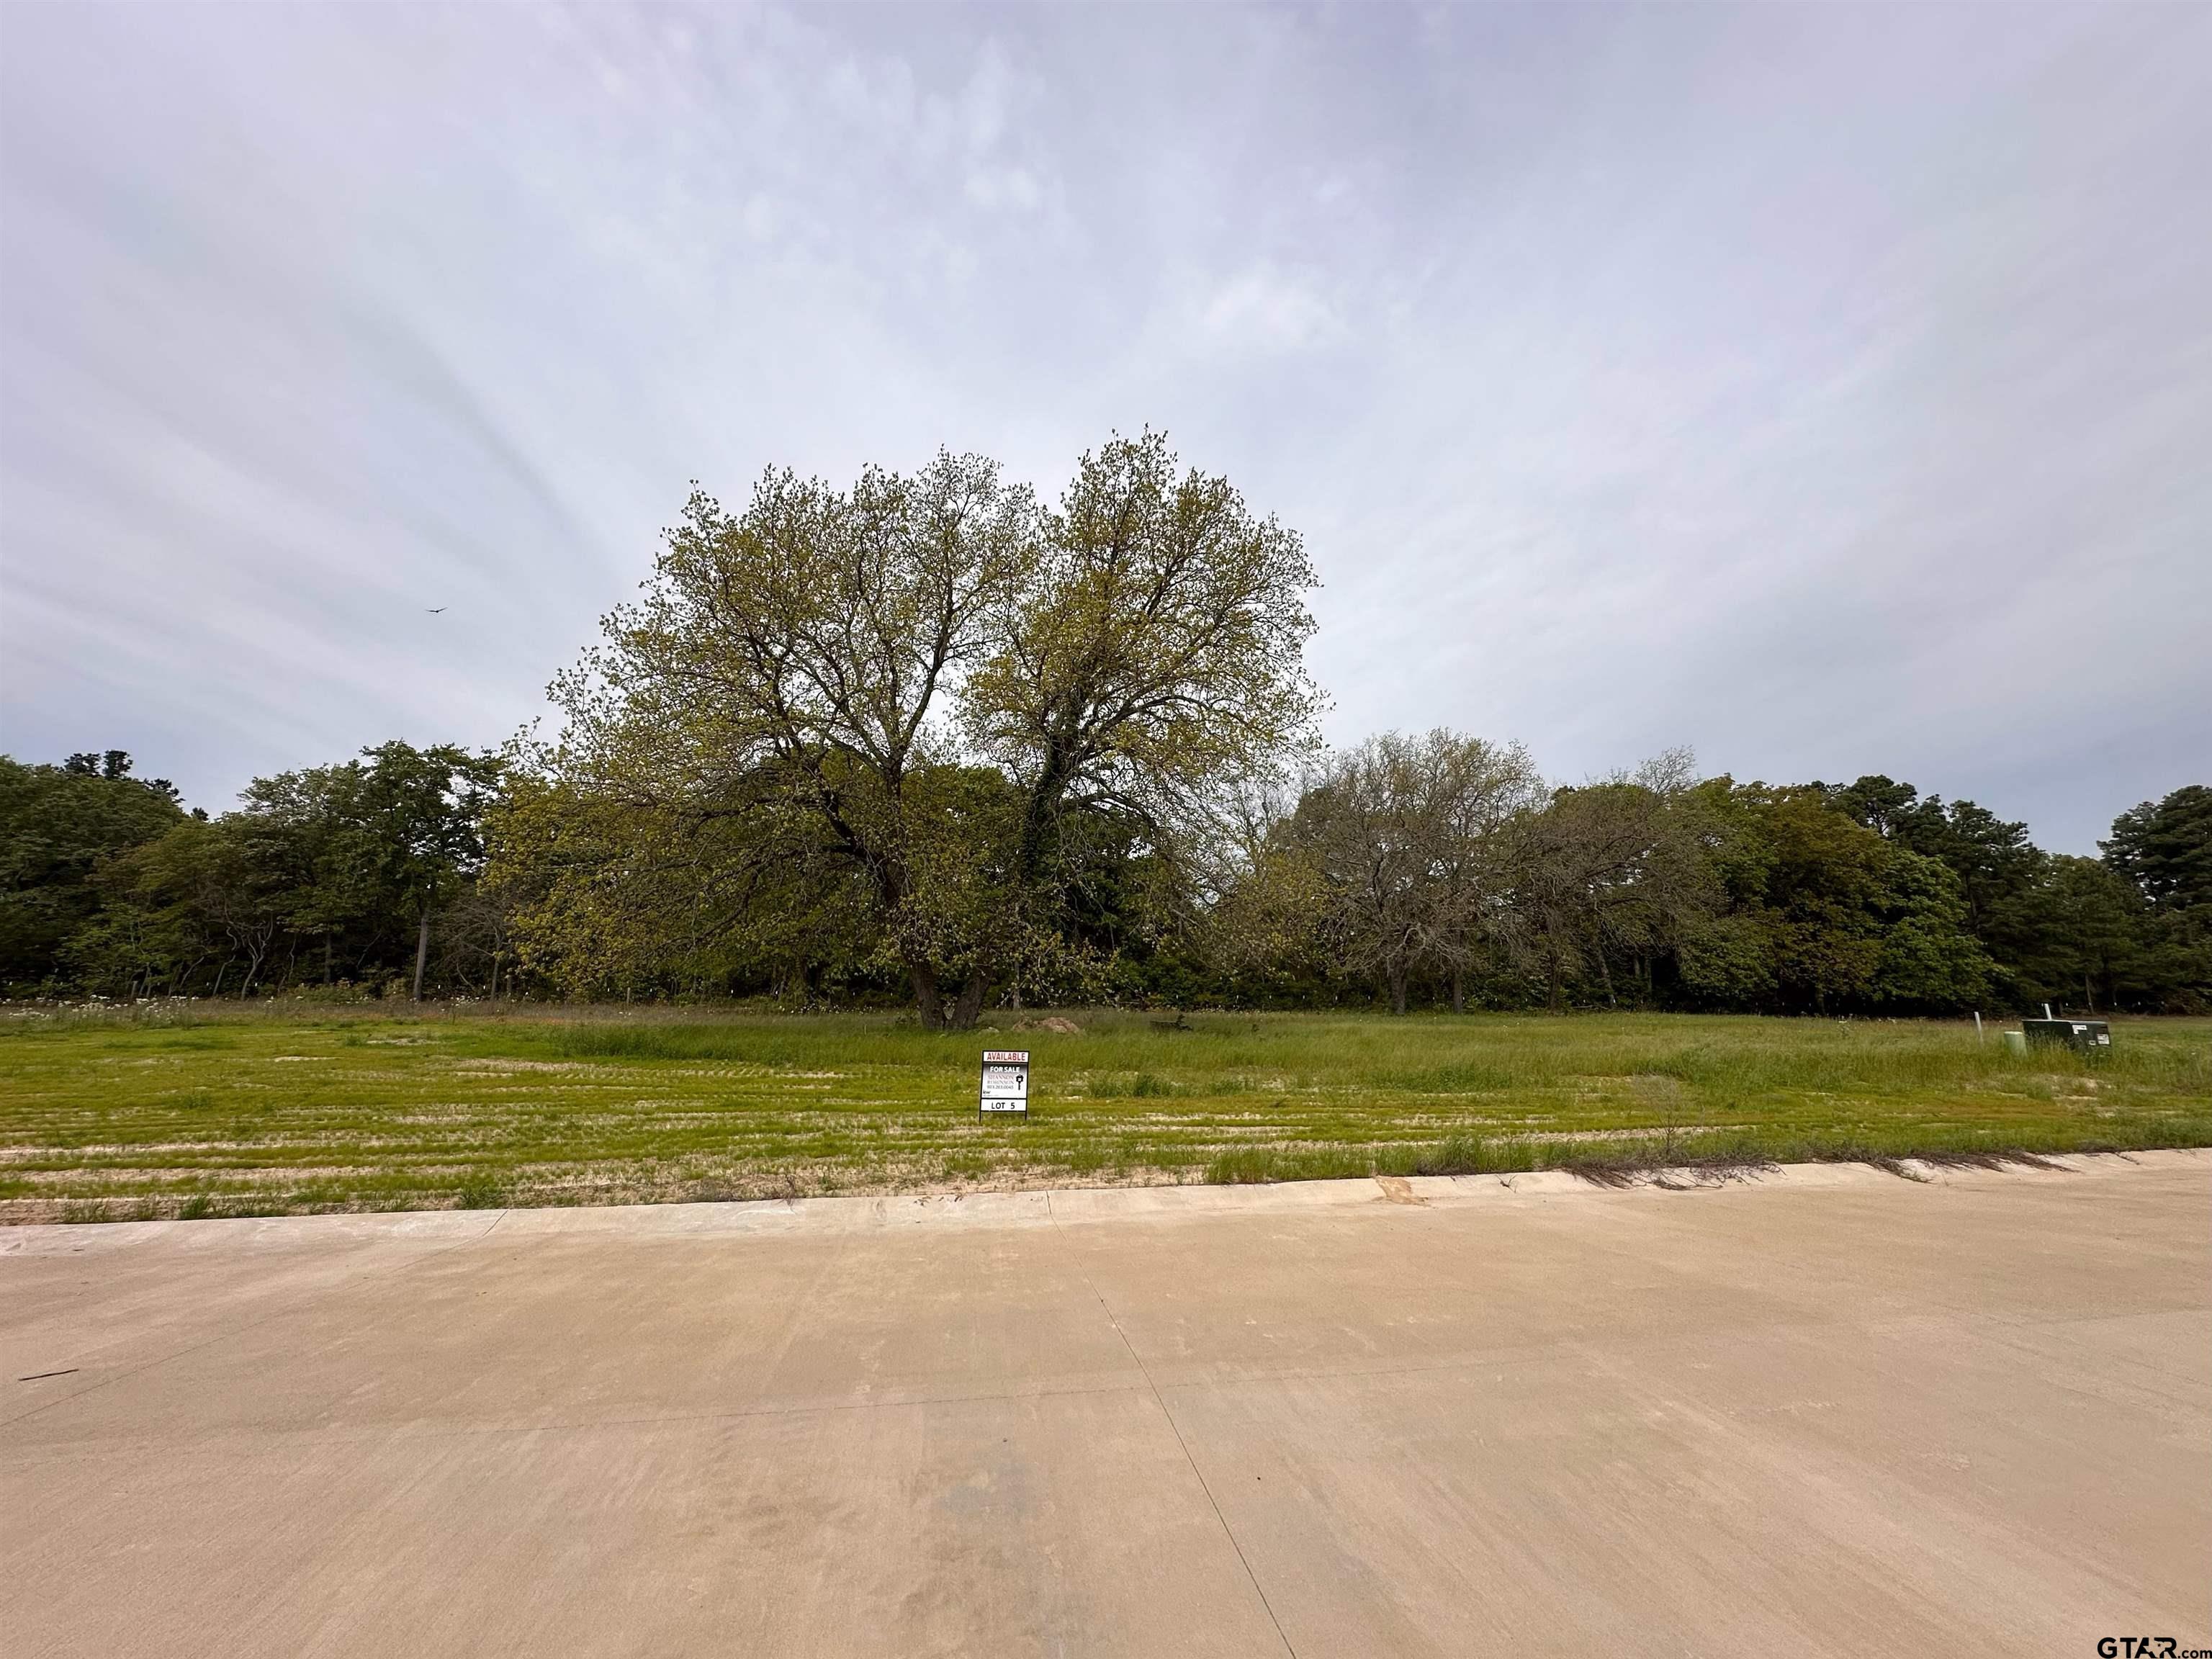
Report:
1,1002,2207,1221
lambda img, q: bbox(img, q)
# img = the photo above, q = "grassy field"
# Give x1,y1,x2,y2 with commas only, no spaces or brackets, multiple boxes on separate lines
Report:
1,1001,2207,1222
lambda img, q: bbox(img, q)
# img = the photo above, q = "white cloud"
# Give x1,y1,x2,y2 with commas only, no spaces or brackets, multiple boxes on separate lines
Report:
1199,266,1343,354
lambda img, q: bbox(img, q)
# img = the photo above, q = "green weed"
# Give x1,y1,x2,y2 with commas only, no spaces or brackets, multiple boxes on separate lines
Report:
0,1004,2204,1220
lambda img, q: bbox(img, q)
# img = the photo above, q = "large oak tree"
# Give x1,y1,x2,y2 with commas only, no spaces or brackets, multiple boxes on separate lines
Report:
510,433,1320,1026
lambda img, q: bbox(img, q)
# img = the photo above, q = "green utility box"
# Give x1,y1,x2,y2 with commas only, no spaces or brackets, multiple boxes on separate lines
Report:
2023,1017,2110,1053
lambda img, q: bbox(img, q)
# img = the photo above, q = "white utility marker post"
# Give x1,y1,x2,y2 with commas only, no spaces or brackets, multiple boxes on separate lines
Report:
980,1050,1030,1116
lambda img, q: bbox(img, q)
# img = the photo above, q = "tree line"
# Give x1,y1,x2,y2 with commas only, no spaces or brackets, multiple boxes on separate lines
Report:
1,745,504,1003
4,436,2206,1021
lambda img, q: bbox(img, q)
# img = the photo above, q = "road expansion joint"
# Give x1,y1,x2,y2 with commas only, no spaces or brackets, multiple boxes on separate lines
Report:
1046,1190,1301,1659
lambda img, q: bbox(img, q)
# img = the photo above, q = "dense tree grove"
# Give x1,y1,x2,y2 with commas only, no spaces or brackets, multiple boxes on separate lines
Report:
9,746,2203,1020
1,745,505,1002
4,442,2206,1020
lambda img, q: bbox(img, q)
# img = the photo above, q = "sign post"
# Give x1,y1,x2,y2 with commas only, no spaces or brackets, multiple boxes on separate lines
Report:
980,1050,1030,1116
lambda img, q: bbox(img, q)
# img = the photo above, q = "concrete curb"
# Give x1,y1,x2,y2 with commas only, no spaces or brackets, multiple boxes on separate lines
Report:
4,1148,2203,1256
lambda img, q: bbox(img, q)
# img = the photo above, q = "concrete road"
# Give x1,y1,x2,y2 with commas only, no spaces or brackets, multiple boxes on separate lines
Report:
4,1153,2207,1658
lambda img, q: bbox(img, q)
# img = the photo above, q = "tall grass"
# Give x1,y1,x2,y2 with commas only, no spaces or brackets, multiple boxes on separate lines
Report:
1,1004,2205,1220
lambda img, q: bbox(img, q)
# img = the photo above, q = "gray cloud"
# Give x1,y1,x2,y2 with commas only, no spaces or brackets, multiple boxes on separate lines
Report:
2,3,2206,849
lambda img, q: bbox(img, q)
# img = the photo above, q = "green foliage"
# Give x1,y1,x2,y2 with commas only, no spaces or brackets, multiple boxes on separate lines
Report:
11,743,500,1002
1505,758,1714,1012
1867,850,1993,1007
500,433,1321,1029
66,815,292,997
1828,773,2039,934
6,734,2203,1017
246,739,499,929
1679,783,1992,1014
1676,913,1779,1004
2098,786,2212,1010
0,754,186,991
2105,786,2212,912
1284,731,1542,1013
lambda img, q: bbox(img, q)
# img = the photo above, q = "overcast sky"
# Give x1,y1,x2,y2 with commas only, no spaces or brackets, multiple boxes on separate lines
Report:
2,4,2206,851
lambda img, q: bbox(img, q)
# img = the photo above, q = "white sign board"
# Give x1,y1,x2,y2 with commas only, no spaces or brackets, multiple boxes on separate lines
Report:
980,1049,1030,1115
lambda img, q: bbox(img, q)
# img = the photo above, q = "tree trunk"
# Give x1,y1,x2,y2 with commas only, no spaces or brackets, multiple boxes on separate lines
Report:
907,959,947,1028
1388,963,1408,1015
411,904,431,1001
1596,951,1617,1007
1451,968,1465,1015
949,966,991,1031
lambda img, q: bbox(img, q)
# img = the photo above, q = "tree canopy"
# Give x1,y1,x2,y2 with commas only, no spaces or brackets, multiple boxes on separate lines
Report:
5,439,2204,1020
1,753,186,988
26,743,500,1002
501,433,1321,1028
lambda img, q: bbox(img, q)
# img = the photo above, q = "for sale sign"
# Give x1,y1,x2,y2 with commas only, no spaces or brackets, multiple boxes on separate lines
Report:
980,1050,1030,1115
